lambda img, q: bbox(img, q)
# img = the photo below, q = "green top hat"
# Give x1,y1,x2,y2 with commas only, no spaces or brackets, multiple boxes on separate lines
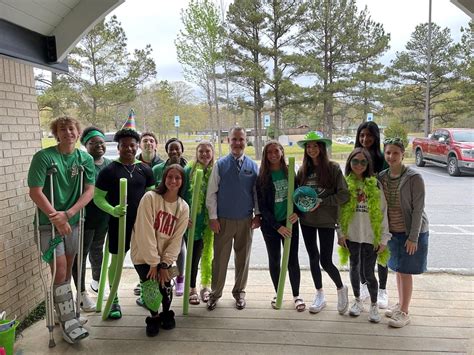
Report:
297,131,332,148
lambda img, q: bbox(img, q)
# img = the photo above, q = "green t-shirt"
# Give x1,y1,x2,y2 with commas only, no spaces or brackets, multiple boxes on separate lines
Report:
152,158,188,186
272,170,288,222
28,146,95,226
152,161,167,186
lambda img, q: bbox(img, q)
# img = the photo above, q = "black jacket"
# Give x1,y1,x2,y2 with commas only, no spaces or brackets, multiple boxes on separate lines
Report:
256,172,298,235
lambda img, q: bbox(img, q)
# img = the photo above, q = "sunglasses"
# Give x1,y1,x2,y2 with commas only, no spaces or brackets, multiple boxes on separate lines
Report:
350,158,368,166
383,137,404,146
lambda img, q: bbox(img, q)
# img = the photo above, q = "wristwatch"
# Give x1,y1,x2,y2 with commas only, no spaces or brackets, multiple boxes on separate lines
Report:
158,262,170,269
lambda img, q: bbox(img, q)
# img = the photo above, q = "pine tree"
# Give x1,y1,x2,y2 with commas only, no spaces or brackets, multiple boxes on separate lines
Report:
296,0,388,139
262,0,306,139
226,0,267,158
388,23,463,128
66,15,156,127
175,0,225,155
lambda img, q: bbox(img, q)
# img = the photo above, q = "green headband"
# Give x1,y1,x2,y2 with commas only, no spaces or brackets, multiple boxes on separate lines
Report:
81,130,105,145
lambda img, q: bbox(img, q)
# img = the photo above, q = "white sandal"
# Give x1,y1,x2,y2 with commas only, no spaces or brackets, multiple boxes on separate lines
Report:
294,297,306,312
271,296,277,309
200,288,211,303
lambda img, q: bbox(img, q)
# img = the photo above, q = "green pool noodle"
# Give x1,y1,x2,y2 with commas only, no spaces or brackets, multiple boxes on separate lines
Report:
102,178,127,320
276,157,295,309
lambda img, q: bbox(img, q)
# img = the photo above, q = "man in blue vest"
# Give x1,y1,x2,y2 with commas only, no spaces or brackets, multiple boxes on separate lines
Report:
206,127,261,310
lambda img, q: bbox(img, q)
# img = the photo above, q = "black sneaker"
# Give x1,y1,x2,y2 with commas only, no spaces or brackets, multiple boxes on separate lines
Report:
207,299,218,311
145,316,160,337
136,297,149,309
134,283,141,296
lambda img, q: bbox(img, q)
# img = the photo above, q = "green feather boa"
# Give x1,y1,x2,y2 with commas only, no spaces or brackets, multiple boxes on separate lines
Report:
200,226,213,286
188,161,212,216
338,173,390,267
187,161,213,286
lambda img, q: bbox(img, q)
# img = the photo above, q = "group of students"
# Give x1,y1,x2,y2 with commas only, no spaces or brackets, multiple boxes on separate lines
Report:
28,117,428,344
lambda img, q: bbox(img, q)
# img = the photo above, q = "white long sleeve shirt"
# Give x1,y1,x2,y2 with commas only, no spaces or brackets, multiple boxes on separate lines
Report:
131,191,189,267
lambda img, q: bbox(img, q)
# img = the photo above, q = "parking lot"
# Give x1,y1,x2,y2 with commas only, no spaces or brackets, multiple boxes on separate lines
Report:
118,163,473,274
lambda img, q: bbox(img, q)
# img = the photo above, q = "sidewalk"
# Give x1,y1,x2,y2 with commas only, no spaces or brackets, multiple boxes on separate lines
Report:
15,269,473,354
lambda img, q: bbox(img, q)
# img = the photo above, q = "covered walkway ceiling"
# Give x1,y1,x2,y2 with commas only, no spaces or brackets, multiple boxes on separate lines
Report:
0,0,124,72
451,0,474,18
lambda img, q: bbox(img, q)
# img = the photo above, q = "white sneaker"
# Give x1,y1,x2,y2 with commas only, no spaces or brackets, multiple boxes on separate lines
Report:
89,279,100,294
349,298,364,316
388,310,410,328
309,291,326,314
377,289,388,309
368,303,381,323
90,280,109,300
337,285,349,315
360,283,370,301
80,291,96,312
385,303,400,318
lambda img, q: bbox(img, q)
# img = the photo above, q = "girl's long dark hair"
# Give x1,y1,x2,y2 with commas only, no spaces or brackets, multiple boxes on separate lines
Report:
355,121,384,173
344,148,374,179
297,141,334,188
155,164,186,198
258,140,288,186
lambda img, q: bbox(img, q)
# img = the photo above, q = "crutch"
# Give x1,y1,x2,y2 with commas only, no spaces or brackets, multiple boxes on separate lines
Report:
36,163,58,348
75,165,85,319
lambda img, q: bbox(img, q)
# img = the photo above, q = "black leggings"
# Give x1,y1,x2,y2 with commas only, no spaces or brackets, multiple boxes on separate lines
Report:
300,225,343,290
262,221,301,297
347,241,378,303
72,224,107,292
360,262,388,289
134,264,173,316
185,238,203,288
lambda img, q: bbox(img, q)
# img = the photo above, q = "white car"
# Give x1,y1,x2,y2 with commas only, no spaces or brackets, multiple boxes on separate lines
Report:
336,136,355,145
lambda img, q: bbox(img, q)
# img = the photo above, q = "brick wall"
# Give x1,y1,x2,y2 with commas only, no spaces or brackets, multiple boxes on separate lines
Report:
0,57,46,320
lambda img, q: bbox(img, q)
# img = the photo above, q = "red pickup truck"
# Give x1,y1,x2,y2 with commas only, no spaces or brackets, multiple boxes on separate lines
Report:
412,128,474,176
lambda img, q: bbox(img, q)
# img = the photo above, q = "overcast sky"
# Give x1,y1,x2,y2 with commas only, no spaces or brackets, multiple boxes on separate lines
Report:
109,0,471,83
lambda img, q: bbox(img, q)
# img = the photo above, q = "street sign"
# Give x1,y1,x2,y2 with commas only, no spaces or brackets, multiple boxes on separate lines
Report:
264,115,271,127
174,115,180,127
367,112,374,122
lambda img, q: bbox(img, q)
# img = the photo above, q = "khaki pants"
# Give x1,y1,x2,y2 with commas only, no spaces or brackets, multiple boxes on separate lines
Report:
210,217,253,300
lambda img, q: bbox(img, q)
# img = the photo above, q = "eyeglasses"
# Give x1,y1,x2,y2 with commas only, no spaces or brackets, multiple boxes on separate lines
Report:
350,159,368,166
383,137,405,147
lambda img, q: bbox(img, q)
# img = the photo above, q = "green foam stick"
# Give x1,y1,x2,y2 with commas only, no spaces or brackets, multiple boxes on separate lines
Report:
95,235,109,313
275,157,295,309
102,178,127,320
182,168,203,315
41,236,63,263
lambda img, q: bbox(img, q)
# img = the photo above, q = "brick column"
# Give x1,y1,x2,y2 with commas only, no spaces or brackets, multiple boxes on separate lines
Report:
0,57,45,320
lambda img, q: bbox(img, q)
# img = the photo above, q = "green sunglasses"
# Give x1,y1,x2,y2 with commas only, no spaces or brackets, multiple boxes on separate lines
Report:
350,158,368,166
383,137,405,147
